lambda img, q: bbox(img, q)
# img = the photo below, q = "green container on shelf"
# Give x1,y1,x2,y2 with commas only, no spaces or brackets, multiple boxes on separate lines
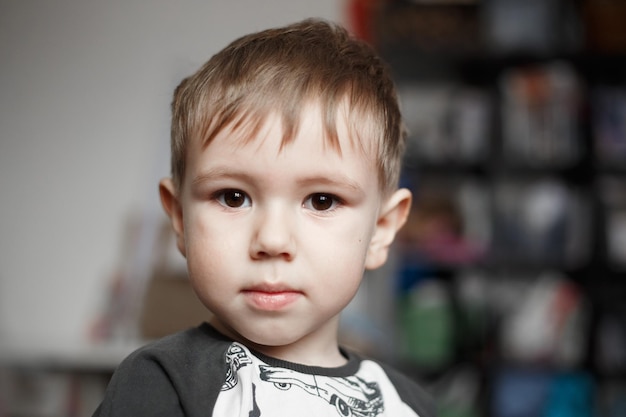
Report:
398,279,455,370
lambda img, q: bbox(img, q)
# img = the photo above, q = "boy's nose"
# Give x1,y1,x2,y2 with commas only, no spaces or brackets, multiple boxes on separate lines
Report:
249,205,296,261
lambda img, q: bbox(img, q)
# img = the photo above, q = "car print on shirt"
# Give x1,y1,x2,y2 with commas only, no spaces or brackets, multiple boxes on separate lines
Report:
259,364,385,417
222,343,253,391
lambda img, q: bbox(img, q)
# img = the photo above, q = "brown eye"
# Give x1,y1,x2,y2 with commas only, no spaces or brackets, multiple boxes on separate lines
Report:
307,193,336,211
218,190,250,208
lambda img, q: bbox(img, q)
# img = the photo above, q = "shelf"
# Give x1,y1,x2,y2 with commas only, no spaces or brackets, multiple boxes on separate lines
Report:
0,340,142,373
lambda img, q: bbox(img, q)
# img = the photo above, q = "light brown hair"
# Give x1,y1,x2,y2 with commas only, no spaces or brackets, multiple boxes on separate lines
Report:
170,19,405,195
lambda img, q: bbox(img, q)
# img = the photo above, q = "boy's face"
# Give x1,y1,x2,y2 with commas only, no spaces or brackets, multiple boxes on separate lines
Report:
160,103,410,365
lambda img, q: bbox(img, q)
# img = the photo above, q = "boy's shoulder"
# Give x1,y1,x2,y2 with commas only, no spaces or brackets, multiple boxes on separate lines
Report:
364,357,436,417
94,323,231,416
118,322,234,387
128,321,230,361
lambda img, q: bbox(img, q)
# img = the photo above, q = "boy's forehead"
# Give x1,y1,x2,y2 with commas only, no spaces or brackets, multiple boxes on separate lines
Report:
197,100,379,159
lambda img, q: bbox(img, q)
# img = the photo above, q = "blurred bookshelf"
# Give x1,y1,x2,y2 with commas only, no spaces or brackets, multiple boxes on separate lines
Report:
365,0,626,416
0,341,141,417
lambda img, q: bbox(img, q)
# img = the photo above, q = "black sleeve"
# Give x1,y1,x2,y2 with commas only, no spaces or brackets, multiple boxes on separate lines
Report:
379,362,437,417
93,324,231,417
92,348,185,417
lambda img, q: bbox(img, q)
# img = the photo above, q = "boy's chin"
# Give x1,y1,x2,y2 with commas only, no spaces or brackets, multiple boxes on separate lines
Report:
231,325,302,348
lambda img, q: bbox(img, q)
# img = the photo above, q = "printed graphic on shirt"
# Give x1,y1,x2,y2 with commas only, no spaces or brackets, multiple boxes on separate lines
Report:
250,383,260,417
259,364,384,417
222,343,253,391
216,343,402,417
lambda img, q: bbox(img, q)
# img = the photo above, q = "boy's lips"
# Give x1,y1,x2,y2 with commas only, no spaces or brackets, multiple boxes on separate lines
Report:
242,284,303,311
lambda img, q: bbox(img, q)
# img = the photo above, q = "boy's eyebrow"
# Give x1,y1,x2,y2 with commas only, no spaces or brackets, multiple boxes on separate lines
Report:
191,167,365,194
295,175,365,194
191,167,252,186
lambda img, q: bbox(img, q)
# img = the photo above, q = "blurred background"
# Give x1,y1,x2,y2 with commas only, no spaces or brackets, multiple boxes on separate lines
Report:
2,0,626,416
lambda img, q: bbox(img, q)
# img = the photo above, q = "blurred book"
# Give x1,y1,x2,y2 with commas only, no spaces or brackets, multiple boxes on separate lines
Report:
484,0,582,54
492,368,594,417
399,84,491,165
598,176,626,268
499,272,590,368
376,1,482,54
592,87,626,168
398,176,490,266
583,0,626,53
491,178,591,266
500,63,582,168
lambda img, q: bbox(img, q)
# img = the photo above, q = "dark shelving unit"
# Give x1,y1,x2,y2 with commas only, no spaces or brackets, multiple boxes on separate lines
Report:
370,1,626,416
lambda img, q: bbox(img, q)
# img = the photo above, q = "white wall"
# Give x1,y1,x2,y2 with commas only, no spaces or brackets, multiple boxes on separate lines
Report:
0,0,344,348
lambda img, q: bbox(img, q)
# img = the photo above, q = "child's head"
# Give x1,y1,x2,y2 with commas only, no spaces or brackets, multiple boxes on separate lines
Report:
160,19,412,365
169,18,405,197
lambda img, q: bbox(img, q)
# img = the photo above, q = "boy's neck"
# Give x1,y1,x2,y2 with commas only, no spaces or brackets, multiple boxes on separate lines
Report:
250,340,348,368
209,317,347,368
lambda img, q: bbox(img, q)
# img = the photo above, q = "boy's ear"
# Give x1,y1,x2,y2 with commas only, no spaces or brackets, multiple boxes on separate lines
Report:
365,188,412,270
159,178,186,257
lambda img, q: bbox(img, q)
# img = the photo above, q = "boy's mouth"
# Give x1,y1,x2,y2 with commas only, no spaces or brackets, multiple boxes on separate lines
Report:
242,284,303,311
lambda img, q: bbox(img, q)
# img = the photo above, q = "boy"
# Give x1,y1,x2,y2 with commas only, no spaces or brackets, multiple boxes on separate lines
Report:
94,19,434,417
